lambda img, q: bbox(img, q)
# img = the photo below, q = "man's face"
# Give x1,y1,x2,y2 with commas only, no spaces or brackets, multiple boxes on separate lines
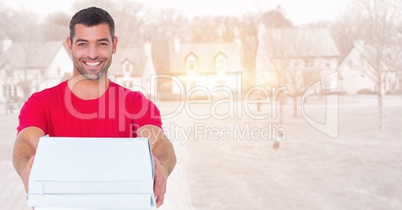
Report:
67,23,117,80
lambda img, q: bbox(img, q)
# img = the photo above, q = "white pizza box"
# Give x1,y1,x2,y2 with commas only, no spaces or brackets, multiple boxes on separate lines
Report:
26,136,156,209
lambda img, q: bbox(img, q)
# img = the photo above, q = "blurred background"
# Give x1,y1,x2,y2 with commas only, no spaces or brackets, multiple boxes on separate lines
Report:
1,0,402,210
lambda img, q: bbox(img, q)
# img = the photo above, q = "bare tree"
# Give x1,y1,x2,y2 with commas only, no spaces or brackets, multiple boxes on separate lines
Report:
348,0,402,130
40,12,71,42
187,16,221,42
73,0,149,47
258,8,306,120
262,28,306,118
0,2,13,40
183,15,241,43
0,10,44,106
213,16,240,42
145,8,188,76
261,9,293,28
330,11,363,59
6,10,42,42
239,12,260,87
143,8,186,95
0,63,15,114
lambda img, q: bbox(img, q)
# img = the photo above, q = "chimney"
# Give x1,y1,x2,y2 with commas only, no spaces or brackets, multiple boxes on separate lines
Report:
354,40,365,48
2,38,12,52
174,37,180,53
258,24,265,41
144,42,152,57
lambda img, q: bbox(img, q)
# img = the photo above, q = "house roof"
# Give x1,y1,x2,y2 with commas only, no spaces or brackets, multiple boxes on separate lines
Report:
170,42,243,74
108,47,147,77
262,28,341,58
0,41,65,69
341,40,401,72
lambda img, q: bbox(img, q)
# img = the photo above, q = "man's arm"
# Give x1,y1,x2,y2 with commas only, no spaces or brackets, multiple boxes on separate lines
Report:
13,126,44,192
137,125,176,207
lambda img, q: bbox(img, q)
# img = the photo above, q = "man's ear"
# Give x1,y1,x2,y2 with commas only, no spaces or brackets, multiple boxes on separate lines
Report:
112,36,118,54
66,37,73,54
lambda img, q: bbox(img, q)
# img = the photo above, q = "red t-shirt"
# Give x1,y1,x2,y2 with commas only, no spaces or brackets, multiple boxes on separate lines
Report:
17,81,162,137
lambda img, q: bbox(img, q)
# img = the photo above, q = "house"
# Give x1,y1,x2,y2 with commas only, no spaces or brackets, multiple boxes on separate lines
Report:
0,41,72,112
108,43,156,98
256,27,341,94
168,40,245,98
339,40,401,94
0,39,12,58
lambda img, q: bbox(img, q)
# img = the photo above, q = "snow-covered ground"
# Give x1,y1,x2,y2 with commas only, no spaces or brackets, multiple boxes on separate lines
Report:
1,94,401,210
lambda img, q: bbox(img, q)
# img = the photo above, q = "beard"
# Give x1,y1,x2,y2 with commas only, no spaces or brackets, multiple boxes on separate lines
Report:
73,56,112,81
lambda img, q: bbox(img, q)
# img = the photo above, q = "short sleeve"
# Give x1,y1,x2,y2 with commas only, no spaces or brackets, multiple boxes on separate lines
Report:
17,93,47,134
128,91,162,130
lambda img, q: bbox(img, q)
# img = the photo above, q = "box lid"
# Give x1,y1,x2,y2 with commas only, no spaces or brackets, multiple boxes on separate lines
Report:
28,136,154,195
27,194,156,209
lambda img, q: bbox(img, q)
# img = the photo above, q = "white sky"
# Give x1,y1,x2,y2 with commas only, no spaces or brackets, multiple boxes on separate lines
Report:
2,0,351,25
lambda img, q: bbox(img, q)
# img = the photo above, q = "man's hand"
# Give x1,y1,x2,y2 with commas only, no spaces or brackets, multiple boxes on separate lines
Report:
153,156,168,207
22,155,35,192
13,126,43,193
137,125,176,207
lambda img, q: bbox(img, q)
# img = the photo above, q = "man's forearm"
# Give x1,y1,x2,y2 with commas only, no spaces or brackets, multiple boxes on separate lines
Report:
138,125,177,175
153,139,176,176
13,139,36,192
13,127,43,191
13,140,35,176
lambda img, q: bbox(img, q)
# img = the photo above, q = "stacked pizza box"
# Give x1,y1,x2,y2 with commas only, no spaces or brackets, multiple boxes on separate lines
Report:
27,137,156,210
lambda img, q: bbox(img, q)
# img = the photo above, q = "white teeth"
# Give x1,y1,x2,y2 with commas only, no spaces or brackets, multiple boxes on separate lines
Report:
85,62,101,66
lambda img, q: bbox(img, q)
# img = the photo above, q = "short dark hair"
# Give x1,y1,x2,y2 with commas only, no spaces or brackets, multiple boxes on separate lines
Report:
69,7,115,42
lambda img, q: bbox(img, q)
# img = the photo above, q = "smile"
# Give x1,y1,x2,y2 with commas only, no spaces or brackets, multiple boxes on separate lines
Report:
84,61,102,67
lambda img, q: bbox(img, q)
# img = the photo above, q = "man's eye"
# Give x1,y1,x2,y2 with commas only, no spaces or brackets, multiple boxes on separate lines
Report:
77,43,86,47
100,43,108,46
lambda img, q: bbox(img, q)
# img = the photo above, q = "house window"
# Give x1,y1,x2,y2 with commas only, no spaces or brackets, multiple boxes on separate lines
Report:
215,54,226,79
186,54,197,73
124,63,131,73
188,60,195,71
12,86,17,97
304,59,314,68
5,68,12,77
216,58,226,72
2,85,6,97
3,85,15,97
124,81,133,88
325,60,331,68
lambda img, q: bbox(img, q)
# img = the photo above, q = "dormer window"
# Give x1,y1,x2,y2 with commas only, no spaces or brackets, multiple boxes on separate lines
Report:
188,60,195,71
304,59,314,67
124,62,131,73
215,53,227,78
5,68,12,77
12,85,17,97
325,61,331,68
2,85,6,98
186,54,197,73
216,56,226,72
4,65,12,77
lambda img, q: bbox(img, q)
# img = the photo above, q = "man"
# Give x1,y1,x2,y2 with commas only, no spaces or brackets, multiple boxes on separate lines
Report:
12,7,176,208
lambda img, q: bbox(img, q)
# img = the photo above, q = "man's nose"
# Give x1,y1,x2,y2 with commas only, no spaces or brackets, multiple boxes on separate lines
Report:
87,45,98,59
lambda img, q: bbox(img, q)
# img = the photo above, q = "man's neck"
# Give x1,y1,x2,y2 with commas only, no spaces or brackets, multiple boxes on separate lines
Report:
67,75,110,100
